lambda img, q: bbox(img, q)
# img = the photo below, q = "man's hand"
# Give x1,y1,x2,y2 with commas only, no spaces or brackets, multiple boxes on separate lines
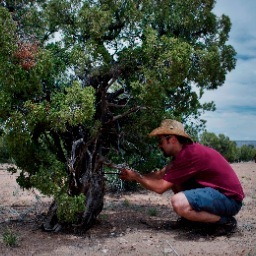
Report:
119,169,141,182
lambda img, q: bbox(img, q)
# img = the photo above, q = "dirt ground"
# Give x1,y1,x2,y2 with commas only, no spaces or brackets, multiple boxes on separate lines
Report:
0,162,256,256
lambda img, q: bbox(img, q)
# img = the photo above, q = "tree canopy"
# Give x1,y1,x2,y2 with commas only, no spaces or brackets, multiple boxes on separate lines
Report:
0,0,236,229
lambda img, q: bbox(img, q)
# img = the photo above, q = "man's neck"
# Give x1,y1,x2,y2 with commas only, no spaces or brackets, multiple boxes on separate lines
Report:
172,143,184,157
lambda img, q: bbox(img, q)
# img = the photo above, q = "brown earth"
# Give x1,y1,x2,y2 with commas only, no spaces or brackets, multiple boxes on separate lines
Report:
0,162,256,256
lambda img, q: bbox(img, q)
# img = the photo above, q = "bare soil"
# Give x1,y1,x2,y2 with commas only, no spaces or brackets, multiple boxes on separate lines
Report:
0,162,256,256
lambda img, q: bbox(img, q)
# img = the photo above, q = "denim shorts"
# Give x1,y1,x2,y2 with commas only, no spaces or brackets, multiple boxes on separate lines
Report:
184,187,242,216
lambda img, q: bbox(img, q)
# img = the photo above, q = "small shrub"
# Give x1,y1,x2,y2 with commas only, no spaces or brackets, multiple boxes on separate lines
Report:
2,228,18,247
123,198,130,207
98,214,108,221
148,207,158,216
56,194,86,223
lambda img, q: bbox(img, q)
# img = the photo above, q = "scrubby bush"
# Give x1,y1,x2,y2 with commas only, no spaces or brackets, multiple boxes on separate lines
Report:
238,145,256,162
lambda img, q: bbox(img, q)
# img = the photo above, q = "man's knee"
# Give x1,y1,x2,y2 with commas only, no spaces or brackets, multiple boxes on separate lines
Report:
171,192,191,215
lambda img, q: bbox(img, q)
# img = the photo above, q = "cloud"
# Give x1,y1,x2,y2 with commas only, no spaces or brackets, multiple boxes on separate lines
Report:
202,111,255,140
199,0,256,140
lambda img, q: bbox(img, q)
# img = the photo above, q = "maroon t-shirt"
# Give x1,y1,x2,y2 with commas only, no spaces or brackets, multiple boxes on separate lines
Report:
163,143,245,201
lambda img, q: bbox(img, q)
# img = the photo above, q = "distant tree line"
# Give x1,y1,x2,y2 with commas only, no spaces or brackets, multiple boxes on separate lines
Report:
199,131,256,163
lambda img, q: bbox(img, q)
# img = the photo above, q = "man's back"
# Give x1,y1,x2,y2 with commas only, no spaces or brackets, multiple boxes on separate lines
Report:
164,143,245,201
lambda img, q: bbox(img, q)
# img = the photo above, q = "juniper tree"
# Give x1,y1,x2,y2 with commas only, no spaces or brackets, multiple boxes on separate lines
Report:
0,0,236,231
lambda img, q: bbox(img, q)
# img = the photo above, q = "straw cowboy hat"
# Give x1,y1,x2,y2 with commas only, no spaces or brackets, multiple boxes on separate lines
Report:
149,119,192,141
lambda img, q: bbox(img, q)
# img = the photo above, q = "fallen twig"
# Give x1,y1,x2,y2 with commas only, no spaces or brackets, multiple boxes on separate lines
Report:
166,240,180,256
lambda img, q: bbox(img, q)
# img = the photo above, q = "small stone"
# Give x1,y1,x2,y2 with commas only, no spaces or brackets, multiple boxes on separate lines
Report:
163,248,173,253
119,238,128,244
126,227,132,232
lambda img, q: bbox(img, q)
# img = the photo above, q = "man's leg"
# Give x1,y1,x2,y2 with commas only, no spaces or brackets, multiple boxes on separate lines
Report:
171,192,221,223
169,188,241,235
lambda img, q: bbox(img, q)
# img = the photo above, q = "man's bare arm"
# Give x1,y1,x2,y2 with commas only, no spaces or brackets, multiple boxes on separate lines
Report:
120,167,172,194
143,166,167,179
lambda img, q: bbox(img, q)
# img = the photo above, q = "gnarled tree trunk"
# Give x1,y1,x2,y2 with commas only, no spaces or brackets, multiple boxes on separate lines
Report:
42,137,106,232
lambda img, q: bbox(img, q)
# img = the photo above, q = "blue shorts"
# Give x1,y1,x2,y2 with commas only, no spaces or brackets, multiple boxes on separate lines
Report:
183,187,242,216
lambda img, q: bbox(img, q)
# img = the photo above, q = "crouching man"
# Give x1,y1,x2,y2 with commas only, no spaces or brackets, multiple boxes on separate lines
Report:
120,119,244,235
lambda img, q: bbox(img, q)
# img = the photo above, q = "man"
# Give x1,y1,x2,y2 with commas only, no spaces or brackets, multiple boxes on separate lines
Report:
120,119,244,235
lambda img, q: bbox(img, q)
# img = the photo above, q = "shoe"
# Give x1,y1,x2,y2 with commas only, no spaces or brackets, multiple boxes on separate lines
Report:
213,217,237,236
162,217,196,230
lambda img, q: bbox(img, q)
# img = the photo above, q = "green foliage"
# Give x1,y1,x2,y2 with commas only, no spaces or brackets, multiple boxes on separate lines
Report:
30,160,67,195
0,135,11,163
2,228,18,247
56,194,86,223
122,198,131,207
238,145,256,162
24,82,95,132
148,207,158,216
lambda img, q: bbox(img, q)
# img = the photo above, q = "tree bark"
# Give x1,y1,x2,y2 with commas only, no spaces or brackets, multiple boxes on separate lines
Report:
42,137,105,232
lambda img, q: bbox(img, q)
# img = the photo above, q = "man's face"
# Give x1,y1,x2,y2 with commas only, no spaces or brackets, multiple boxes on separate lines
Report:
157,135,173,157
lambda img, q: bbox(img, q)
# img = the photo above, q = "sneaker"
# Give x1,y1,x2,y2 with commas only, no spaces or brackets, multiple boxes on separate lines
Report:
213,217,237,236
162,217,196,230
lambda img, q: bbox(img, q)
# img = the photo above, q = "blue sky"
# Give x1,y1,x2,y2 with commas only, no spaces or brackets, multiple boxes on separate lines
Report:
199,0,256,140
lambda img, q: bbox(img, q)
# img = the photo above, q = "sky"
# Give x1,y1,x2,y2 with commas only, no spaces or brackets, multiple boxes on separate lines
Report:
199,0,256,140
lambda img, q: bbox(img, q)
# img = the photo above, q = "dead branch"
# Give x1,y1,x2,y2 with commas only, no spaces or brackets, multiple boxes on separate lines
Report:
105,106,147,124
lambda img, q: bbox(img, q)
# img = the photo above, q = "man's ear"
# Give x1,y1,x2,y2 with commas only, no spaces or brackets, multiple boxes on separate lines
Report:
170,135,177,143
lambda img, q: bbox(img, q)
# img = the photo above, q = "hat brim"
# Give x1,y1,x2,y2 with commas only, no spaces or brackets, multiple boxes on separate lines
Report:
148,127,192,141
